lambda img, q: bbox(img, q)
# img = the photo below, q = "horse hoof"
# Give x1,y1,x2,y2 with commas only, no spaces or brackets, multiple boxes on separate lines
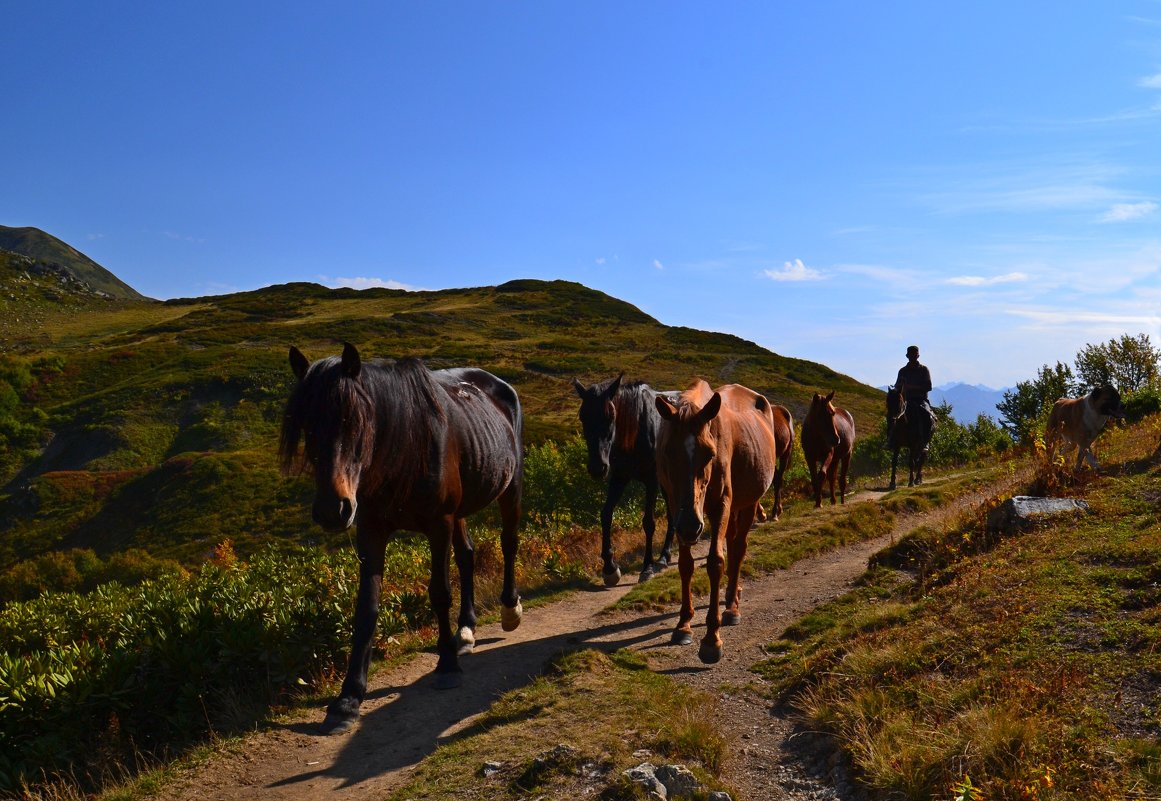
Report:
434,670,463,690
501,599,523,632
321,697,360,735
456,626,475,656
671,630,693,646
722,611,740,626
639,566,655,583
656,554,670,568
602,565,622,587
698,642,723,664
319,713,357,735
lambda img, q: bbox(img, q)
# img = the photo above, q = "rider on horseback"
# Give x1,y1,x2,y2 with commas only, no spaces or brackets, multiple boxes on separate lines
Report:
892,345,936,450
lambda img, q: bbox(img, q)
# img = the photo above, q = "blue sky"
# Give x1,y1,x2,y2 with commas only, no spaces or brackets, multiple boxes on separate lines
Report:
4,3,1160,389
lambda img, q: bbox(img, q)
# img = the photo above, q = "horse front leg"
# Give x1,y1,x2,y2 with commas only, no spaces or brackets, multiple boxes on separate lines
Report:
889,447,899,490
452,518,477,656
670,542,696,646
808,457,822,508
656,483,676,567
723,506,754,627
699,499,730,665
639,478,660,582
825,452,838,505
838,453,851,504
599,476,629,587
427,519,462,690
323,523,388,734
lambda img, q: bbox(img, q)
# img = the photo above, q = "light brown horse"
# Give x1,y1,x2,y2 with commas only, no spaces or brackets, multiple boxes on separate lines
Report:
801,391,856,508
655,380,779,664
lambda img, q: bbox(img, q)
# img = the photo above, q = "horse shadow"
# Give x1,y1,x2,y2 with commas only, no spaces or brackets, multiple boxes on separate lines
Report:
267,609,675,791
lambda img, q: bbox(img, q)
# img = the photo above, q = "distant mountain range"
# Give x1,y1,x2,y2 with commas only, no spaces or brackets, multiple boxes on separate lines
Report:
931,383,1008,423
878,382,1009,424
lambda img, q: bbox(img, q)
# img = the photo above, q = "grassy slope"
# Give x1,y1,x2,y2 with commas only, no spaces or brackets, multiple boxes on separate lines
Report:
0,278,883,568
758,414,1161,800
376,424,1160,801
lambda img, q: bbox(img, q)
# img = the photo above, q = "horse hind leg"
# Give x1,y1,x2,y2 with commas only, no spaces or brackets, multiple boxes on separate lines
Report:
497,484,523,632
452,518,476,656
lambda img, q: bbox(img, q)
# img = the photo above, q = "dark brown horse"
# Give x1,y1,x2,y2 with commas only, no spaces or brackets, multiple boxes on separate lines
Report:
886,384,933,489
655,380,780,664
801,391,856,507
572,375,677,584
280,344,523,733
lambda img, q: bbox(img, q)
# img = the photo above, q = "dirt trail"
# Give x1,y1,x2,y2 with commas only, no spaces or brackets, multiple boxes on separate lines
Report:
165,478,1013,801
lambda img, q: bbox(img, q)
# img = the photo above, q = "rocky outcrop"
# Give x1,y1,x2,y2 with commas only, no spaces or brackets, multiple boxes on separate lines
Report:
986,496,1090,533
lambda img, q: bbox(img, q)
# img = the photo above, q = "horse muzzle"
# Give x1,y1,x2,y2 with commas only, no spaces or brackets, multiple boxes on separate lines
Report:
586,459,609,480
675,508,704,545
313,496,357,531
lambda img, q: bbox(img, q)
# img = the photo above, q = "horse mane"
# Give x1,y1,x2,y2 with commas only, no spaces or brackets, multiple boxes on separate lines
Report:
280,355,446,506
613,381,651,452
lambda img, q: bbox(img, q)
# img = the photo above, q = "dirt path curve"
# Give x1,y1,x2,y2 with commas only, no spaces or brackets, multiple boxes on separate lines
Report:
166,477,1014,801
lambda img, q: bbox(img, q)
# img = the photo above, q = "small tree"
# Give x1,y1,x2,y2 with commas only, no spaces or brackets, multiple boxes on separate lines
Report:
1074,333,1160,394
997,361,1076,445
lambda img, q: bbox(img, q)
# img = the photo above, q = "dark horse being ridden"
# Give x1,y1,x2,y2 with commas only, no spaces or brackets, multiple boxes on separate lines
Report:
886,384,934,489
572,375,677,585
281,344,524,733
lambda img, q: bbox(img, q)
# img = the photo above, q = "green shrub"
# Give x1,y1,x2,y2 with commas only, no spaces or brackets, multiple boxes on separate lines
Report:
0,544,427,792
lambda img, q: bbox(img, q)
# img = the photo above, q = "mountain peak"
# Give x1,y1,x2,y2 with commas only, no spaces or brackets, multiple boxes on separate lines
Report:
0,225,147,300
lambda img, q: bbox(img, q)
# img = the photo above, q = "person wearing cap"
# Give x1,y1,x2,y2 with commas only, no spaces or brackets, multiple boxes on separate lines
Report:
894,345,936,434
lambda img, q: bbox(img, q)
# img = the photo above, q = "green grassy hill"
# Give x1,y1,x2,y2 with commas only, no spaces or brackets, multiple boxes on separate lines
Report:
0,226,147,300
0,269,884,568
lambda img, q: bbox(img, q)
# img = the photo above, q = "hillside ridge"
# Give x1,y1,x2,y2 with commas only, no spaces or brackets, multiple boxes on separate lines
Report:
0,225,146,300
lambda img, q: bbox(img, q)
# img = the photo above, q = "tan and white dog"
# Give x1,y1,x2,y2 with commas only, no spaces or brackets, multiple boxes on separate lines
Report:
1045,385,1127,470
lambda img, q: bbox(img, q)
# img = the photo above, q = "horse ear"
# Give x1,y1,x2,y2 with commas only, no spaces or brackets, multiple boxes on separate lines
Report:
607,373,623,398
571,378,587,398
656,395,679,420
825,390,835,403
698,392,722,425
341,342,362,378
289,346,309,382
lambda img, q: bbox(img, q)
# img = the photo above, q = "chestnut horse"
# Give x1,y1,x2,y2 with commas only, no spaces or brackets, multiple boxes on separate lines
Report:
655,380,779,664
801,391,856,508
280,344,524,733
572,375,677,584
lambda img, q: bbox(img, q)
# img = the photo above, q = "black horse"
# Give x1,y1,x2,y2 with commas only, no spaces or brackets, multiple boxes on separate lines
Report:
572,375,677,585
886,384,934,489
281,344,524,733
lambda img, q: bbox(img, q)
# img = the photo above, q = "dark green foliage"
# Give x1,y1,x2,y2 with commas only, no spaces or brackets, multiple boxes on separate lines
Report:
1074,333,1160,394
1125,386,1161,421
0,548,184,605
0,544,425,792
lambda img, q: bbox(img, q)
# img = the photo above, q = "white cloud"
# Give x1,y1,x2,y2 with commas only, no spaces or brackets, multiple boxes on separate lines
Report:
1007,307,1161,329
86,233,105,240
331,276,421,291
1099,201,1158,222
1138,73,1161,89
763,258,823,282
946,272,1029,287
653,259,664,270
595,257,606,265
837,263,921,287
